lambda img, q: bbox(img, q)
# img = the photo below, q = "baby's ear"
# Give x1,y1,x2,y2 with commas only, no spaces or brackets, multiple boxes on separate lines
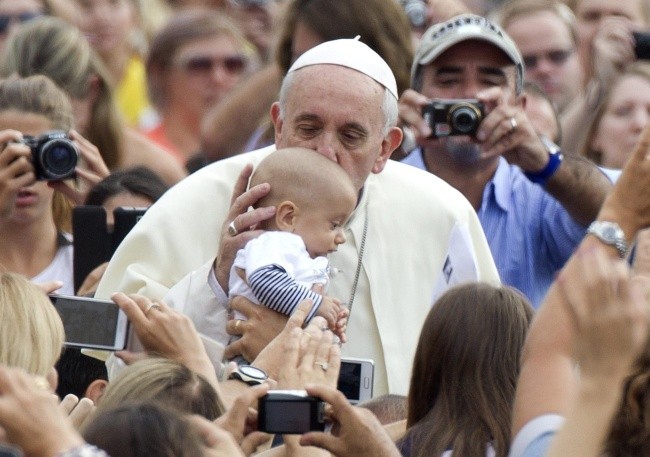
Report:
276,201,298,231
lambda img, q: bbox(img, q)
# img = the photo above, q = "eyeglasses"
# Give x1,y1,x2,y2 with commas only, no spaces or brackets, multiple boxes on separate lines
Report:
522,49,574,70
177,55,248,75
0,12,41,34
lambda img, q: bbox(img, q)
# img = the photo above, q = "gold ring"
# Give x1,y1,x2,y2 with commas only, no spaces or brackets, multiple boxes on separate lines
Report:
509,117,517,133
145,302,161,316
228,220,238,236
315,361,329,371
234,319,242,331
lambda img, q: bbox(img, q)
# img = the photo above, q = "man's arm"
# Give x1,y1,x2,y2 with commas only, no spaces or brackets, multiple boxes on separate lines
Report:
543,152,612,226
475,87,612,226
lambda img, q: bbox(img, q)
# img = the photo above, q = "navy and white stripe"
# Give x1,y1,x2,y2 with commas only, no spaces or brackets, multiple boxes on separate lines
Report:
249,264,322,322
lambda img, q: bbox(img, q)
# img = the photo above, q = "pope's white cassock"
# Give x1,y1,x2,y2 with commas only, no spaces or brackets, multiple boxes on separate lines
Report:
95,145,500,396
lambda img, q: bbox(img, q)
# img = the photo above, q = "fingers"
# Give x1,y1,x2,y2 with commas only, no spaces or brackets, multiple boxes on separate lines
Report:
58,394,80,416
398,89,432,139
114,350,148,365
224,338,245,360
287,298,315,332
229,163,254,207
34,280,63,295
217,383,269,437
66,397,95,430
76,262,108,296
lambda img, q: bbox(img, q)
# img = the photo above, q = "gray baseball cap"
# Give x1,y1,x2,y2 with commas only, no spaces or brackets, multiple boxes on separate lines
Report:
411,14,524,94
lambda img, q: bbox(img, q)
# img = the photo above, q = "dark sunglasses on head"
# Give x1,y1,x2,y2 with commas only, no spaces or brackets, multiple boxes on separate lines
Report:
0,12,41,34
522,49,574,70
180,55,248,75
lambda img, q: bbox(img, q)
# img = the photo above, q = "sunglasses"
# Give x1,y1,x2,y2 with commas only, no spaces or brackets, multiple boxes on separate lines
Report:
522,49,574,70
0,12,41,34
178,55,248,75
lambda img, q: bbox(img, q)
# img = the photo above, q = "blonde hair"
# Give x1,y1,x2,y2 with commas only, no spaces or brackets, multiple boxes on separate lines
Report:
96,358,224,420
0,272,65,377
1,16,125,170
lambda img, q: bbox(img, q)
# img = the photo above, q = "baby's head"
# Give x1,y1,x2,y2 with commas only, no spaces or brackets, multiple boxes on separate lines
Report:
251,147,357,258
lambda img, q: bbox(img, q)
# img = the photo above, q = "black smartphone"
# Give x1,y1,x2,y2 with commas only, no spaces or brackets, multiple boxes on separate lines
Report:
72,206,147,291
634,31,650,60
338,357,374,404
49,294,130,351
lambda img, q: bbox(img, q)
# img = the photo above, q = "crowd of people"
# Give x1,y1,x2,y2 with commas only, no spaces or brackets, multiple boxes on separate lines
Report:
0,0,650,456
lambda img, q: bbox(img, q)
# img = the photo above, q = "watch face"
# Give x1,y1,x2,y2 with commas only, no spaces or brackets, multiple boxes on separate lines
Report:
240,365,267,380
602,225,617,241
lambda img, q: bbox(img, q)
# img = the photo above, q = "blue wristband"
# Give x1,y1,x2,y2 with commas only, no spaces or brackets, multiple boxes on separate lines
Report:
525,138,563,186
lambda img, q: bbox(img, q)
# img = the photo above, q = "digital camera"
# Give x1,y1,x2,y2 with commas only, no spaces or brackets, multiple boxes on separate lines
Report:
422,99,485,138
21,130,78,181
258,390,326,434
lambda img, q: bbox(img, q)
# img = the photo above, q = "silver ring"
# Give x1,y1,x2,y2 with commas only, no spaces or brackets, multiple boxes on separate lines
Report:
509,117,518,133
315,361,329,371
145,302,161,316
227,220,238,236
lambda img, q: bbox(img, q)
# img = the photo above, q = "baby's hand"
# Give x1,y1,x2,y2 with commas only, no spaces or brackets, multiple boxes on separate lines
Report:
317,296,341,330
335,306,349,343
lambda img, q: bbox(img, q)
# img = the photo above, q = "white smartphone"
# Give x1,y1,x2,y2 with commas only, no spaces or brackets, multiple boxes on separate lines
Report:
49,294,130,351
338,357,374,404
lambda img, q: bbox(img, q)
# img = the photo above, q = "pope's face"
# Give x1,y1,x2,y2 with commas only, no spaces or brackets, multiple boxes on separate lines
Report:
272,65,398,192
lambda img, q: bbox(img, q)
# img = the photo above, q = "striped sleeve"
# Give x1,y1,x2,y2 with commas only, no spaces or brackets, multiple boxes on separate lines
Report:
248,264,322,320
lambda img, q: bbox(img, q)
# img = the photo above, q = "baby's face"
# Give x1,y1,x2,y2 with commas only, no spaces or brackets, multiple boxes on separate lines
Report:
293,194,356,258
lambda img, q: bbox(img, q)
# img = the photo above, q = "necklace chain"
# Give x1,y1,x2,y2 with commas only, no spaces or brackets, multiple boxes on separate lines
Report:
345,203,368,317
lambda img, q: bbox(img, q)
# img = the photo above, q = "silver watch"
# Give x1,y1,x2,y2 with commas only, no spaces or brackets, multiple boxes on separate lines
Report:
587,221,628,258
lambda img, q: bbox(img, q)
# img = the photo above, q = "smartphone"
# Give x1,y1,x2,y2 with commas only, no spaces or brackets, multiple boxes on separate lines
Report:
72,206,147,292
634,31,650,60
258,390,326,434
49,294,130,351
337,357,374,404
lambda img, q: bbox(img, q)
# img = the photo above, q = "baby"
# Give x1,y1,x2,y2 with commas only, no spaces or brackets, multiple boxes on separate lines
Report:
228,147,357,360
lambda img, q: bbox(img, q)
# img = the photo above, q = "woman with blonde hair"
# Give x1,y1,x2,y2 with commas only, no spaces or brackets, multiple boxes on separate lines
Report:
0,272,64,387
0,75,82,293
1,16,186,184
96,357,224,420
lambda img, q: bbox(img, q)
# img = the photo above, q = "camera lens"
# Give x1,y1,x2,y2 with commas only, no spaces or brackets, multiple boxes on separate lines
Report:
39,140,78,179
450,105,481,134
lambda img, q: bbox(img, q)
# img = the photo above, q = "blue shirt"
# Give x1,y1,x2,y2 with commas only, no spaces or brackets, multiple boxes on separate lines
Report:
401,150,585,308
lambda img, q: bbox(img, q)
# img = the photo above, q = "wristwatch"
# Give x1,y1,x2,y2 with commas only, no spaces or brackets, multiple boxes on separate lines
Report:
587,221,628,259
227,365,268,386
525,136,564,186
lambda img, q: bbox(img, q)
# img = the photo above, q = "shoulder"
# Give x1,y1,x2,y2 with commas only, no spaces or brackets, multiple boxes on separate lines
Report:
375,160,476,213
121,128,187,185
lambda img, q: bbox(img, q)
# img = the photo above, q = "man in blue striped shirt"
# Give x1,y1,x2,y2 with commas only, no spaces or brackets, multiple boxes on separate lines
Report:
398,14,612,308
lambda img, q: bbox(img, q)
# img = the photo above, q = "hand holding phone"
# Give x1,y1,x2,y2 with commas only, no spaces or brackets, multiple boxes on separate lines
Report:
338,357,374,404
49,294,130,351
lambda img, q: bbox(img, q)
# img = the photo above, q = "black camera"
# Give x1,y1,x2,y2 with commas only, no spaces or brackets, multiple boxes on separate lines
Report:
21,130,78,181
258,390,326,434
634,31,650,60
422,99,485,138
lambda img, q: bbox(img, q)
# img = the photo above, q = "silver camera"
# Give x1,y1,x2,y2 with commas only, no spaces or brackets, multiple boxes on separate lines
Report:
422,99,485,138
